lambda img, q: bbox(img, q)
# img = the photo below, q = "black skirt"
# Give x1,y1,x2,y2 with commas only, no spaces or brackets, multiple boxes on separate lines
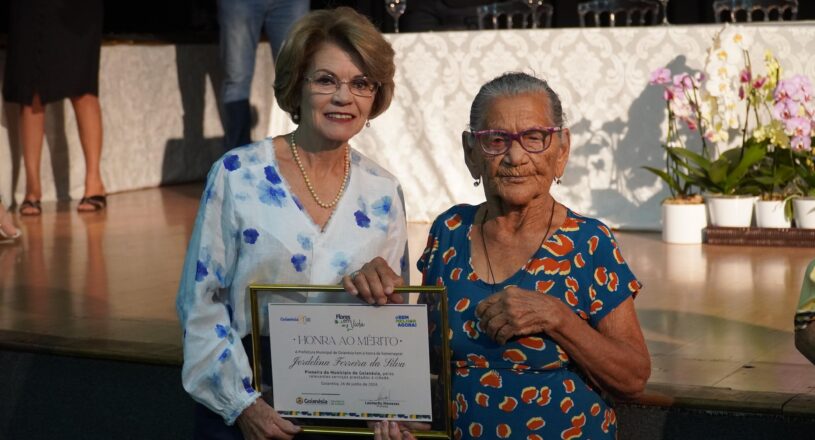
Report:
2,0,103,105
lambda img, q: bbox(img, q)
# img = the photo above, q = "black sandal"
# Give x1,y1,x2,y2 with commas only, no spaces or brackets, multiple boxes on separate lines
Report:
19,200,42,216
78,195,107,212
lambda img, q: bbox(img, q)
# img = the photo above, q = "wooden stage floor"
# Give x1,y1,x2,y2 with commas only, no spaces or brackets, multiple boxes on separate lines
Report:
1,184,814,414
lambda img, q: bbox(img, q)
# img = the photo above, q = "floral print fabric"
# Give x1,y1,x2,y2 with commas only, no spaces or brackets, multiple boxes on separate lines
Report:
417,204,641,439
176,138,409,424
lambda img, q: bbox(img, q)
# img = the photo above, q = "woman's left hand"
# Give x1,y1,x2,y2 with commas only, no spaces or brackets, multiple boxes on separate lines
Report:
475,286,567,344
342,257,405,305
371,421,419,440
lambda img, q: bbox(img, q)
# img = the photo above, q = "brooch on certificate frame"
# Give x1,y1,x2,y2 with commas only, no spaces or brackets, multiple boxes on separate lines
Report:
249,284,452,439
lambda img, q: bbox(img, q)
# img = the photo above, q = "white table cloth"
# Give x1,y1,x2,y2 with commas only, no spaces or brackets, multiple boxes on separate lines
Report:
3,23,814,229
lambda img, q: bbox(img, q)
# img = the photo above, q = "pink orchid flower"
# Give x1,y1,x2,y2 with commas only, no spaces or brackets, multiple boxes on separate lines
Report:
791,135,812,151
739,68,751,84
649,67,672,85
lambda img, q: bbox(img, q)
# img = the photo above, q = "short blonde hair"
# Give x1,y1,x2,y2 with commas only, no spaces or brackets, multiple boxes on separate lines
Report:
274,7,396,122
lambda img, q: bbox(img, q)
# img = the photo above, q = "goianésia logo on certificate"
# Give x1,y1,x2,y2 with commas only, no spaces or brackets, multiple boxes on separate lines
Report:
280,314,311,324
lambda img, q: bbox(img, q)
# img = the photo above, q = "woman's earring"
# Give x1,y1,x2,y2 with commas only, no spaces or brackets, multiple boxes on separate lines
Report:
292,111,300,123
473,177,481,187
366,120,371,128
555,176,562,185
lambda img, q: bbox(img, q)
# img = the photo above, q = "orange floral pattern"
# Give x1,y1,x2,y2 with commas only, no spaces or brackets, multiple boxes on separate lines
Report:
417,205,642,439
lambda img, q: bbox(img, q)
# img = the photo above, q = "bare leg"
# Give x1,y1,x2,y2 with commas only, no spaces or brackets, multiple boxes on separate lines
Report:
20,94,46,214
71,94,106,211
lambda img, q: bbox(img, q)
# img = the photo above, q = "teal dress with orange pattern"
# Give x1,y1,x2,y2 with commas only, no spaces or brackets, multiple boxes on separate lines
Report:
418,204,642,440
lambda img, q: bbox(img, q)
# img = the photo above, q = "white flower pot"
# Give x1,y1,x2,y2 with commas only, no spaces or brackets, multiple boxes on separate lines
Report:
706,195,757,227
755,200,790,228
794,197,815,229
661,202,707,244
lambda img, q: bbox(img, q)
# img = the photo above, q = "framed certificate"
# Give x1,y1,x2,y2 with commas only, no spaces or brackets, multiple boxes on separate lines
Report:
249,284,451,439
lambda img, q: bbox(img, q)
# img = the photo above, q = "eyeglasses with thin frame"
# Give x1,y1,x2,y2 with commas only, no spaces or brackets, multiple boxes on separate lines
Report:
304,70,380,98
470,127,563,156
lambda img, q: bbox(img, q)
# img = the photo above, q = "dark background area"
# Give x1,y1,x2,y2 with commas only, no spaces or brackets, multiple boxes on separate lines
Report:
0,0,813,42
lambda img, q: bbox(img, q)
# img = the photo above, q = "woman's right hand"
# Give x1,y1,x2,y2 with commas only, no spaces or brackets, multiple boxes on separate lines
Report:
342,257,405,305
236,399,301,440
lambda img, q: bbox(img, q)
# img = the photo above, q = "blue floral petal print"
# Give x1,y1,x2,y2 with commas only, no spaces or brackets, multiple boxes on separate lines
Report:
214,263,226,284
223,154,241,171
246,152,260,164
258,181,287,207
293,195,304,211
226,304,234,322
211,373,222,388
264,166,282,185
242,377,255,394
291,254,307,272
354,210,371,228
372,196,392,216
243,228,259,244
205,187,215,204
297,233,313,250
218,348,231,362
241,169,255,184
331,252,349,276
215,324,229,338
196,260,209,282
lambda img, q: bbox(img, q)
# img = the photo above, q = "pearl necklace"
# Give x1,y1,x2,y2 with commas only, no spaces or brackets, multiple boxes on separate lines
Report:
289,132,350,209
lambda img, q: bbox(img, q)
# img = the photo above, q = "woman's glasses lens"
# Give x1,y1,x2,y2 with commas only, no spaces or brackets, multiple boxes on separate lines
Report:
308,74,378,97
477,129,552,154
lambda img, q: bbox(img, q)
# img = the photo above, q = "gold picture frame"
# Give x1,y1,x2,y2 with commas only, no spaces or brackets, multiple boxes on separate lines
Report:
248,284,451,439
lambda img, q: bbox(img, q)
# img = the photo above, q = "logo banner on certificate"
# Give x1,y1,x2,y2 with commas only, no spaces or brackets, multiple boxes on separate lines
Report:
268,303,432,421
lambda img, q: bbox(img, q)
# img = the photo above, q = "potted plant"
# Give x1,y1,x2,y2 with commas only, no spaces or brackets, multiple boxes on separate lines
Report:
646,68,707,244
650,27,815,230
792,148,815,228
752,145,795,228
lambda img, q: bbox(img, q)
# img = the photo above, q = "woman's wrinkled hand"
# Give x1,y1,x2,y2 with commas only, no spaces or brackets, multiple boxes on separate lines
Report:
342,257,405,305
475,286,566,345
370,420,430,440
236,399,301,440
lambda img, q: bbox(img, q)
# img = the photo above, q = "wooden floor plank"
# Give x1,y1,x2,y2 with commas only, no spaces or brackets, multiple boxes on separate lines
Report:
1,184,813,413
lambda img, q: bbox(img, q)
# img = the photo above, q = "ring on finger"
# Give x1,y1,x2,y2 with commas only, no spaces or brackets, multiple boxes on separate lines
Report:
351,270,361,279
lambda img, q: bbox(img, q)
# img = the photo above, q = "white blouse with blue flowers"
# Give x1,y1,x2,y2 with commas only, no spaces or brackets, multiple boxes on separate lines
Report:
176,138,409,424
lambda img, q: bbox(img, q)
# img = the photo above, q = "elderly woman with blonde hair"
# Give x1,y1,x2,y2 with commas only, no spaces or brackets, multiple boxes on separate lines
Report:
177,7,410,440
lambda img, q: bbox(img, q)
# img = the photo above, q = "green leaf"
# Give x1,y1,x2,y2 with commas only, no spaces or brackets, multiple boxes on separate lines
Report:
709,159,729,188
669,147,710,170
643,166,683,195
722,145,767,194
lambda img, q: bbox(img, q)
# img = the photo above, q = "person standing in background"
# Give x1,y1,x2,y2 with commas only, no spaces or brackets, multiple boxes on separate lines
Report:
3,0,107,214
795,260,815,364
219,0,309,151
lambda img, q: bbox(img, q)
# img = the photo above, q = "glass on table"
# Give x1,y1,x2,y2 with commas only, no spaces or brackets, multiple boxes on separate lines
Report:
525,0,544,28
385,0,407,33
658,0,670,25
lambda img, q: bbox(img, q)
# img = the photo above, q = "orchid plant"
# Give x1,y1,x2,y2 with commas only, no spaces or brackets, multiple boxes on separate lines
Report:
646,25,815,202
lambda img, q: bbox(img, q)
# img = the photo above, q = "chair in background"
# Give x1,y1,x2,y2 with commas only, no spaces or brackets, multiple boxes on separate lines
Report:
476,0,554,29
578,0,660,27
713,0,798,23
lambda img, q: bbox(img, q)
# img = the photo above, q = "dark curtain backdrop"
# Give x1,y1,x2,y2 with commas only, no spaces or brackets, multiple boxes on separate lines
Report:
0,1,813,43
